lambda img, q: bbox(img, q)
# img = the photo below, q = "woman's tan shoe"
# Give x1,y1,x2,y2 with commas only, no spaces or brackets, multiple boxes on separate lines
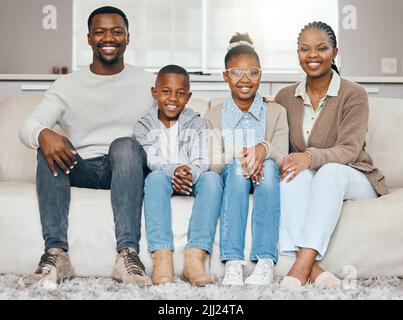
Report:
314,271,342,289
151,249,174,285
280,276,310,290
182,248,214,287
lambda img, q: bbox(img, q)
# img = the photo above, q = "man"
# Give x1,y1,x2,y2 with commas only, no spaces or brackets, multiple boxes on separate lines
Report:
19,6,154,286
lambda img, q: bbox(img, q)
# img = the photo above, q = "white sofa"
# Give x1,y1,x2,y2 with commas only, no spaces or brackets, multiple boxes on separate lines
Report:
1,95,403,280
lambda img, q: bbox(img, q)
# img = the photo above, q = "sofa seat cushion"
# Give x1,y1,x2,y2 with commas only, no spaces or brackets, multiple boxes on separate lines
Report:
1,181,403,278
0,181,202,277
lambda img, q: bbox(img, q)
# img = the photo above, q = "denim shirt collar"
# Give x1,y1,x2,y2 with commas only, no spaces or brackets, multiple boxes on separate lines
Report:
222,93,264,128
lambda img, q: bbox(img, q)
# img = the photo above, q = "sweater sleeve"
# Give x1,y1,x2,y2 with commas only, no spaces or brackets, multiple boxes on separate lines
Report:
260,104,289,166
187,118,210,183
134,119,179,177
307,91,369,170
18,87,65,149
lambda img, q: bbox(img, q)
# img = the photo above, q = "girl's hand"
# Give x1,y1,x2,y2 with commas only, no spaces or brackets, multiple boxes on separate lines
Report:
240,144,266,184
280,152,312,183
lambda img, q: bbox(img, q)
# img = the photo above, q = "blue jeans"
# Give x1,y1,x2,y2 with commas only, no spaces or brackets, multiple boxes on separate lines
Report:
220,159,280,263
144,171,223,254
36,137,147,253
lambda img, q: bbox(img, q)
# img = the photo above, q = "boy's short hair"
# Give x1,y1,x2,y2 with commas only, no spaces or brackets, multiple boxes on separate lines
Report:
157,65,190,87
88,6,129,31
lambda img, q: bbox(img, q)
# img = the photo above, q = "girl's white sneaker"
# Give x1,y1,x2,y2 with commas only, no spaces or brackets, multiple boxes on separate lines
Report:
221,260,246,287
244,259,274,286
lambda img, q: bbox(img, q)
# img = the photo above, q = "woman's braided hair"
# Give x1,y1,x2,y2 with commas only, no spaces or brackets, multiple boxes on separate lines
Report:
298,21,340,75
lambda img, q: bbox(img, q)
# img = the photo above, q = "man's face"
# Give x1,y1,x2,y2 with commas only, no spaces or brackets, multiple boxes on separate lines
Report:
87,13,129,66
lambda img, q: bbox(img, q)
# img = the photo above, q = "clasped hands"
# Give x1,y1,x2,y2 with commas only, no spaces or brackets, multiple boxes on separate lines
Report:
239,144,266,185
172,165,193,195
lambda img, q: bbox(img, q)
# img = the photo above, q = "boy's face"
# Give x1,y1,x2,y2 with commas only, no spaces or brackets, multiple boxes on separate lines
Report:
151,73,192,123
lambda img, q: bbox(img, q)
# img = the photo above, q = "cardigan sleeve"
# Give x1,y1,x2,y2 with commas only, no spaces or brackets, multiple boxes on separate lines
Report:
260,104,289,166
307,91,369,170
204,107,242,174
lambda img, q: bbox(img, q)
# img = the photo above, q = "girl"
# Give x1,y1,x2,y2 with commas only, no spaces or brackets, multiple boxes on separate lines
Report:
205,33,288,286
275,22,388,289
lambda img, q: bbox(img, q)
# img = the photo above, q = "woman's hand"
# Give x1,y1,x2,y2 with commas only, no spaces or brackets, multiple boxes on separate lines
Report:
172,165,193,195
240,143,266,185
280,152,312,183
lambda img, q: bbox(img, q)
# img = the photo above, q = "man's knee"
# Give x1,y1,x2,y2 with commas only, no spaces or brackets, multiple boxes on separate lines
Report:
109,137,145,162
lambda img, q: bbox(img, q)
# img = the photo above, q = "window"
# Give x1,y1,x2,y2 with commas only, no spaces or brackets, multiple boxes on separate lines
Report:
73,0,339,73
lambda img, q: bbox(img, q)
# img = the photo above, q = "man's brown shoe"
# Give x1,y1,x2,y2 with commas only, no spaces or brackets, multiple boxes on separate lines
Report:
112,248,152,286
23,248,75,286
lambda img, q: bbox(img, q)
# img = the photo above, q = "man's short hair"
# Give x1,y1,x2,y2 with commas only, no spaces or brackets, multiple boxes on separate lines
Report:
157,65,190,83
87,6,129,31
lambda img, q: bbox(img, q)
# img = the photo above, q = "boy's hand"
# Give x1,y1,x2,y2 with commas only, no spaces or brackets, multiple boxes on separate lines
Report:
172,165,193,195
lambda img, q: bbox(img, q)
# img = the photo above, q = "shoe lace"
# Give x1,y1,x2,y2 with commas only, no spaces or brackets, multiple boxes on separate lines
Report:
122,248,146,276
35,253,58,275
225,262,244,280
252,259,273,279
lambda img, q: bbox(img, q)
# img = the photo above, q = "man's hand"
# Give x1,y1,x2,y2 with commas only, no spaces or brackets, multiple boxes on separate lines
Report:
280,152,312,183
38,128,77,177
172,165,193,195
240,144,266,185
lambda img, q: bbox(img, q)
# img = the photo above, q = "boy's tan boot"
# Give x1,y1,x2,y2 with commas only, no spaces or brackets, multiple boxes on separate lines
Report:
182,248,214,287
151,249,174,285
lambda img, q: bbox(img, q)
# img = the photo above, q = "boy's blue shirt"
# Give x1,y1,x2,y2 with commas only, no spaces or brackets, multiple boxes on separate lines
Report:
134,105,209,183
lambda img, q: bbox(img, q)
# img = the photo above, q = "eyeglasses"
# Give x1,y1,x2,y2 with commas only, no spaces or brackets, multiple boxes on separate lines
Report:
224,67,262,81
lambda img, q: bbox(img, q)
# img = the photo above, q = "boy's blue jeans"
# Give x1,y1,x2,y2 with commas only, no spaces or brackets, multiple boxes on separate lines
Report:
144,171,223,254
220,159,280,263
36,137,147,253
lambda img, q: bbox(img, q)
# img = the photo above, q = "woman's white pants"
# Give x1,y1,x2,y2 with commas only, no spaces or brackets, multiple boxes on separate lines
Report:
279,163,378,260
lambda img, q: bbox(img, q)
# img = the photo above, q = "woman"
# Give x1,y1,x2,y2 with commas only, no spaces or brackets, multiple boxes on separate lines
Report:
275,21,388,289
205,33,288,286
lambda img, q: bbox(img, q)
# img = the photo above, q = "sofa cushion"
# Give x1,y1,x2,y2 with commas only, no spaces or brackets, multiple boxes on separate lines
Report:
0,95,43,182
2,180,403,278
365,97,403,188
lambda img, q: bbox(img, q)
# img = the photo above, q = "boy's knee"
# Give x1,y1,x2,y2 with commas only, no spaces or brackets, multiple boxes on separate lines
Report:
145,170,169,185
198,171,223,190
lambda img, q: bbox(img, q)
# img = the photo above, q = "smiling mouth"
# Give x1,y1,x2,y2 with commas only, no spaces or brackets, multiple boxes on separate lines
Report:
238,86,252,93
307,62,321,69
166,104,178,111
99,46,119,54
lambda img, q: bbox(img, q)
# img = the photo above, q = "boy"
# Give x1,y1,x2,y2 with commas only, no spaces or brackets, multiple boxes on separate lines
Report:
135,65,223,286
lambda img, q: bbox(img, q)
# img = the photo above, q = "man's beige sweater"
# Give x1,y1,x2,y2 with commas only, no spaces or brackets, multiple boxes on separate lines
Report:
275,78,388,195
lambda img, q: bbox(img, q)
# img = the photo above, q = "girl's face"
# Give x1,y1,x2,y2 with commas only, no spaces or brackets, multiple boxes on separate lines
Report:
298,28,338,78
223,54,261,105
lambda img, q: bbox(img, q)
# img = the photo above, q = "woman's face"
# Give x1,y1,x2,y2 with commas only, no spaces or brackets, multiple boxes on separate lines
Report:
298,28,338,78
223,54,261,104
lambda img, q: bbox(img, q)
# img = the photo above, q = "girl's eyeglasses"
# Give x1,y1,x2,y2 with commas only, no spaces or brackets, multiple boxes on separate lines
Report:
224,67,262,81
